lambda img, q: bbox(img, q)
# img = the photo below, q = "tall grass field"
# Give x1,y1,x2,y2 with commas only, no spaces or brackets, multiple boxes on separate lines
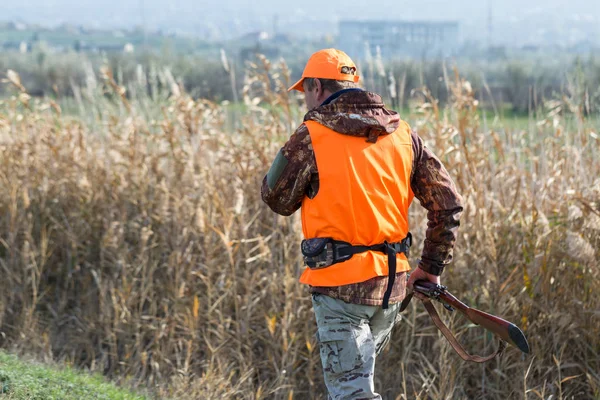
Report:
0,56,598,399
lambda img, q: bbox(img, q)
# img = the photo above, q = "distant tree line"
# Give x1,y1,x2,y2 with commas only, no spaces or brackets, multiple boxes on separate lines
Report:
2,49,600,114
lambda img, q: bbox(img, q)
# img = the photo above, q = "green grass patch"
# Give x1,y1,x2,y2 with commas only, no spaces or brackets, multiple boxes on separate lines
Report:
0,351,147,400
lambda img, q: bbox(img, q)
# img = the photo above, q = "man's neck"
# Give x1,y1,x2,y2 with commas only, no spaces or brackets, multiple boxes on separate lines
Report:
320,88,364,107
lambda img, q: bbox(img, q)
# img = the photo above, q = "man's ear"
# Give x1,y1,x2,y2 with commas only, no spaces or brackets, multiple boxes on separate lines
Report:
316,79,330,101
314,78,322,95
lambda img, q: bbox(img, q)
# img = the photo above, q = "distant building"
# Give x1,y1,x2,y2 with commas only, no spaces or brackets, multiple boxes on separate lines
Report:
338,20,459,60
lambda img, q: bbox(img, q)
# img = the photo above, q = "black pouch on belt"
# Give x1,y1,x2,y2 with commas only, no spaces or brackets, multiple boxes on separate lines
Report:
301,238,335,269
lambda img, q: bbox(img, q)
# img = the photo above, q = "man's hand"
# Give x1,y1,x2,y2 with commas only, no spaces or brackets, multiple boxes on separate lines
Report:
407,266,441,299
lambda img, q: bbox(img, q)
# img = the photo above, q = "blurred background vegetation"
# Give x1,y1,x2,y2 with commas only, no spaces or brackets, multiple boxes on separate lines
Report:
2,21,600,116
0,14,599,400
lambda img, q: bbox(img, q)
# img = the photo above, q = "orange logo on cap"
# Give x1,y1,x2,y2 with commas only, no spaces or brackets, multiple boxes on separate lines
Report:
288,48,360,92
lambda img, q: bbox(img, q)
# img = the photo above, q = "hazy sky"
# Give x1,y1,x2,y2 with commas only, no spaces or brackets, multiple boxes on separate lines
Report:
4,0,600,45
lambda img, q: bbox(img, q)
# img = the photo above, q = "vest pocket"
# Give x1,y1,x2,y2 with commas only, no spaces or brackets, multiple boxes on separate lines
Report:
317,325,363,375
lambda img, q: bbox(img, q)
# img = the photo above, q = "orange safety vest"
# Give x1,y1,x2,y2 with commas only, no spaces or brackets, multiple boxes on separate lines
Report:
299,119,414,287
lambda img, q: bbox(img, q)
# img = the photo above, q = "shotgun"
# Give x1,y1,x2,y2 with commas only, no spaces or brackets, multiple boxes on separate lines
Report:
400,280,530,362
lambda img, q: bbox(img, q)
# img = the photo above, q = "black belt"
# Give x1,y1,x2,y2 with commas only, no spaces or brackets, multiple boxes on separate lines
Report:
302,233,412,309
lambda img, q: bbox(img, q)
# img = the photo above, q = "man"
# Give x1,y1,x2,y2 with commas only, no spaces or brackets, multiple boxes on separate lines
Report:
261,49,463,399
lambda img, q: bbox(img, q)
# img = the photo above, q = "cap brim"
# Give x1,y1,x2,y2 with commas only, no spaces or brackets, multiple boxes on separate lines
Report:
288,77,305,92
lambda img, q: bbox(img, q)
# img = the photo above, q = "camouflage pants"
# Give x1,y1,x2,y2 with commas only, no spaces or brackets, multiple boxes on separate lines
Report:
312,293,401,400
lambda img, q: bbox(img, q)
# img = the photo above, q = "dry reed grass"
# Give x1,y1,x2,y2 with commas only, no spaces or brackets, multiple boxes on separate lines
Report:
0,57,598,399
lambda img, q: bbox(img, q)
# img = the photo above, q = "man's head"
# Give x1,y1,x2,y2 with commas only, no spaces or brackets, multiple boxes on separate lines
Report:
289,49,360,110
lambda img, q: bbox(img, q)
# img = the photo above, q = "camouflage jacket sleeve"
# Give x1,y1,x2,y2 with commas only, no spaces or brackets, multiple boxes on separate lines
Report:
261,124,318,216
410,130,464,276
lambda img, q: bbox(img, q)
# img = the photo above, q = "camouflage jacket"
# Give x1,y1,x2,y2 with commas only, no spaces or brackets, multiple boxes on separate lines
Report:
261,90,463,306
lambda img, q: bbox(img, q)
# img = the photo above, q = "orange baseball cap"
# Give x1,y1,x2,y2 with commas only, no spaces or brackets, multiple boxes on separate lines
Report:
288,48,360,92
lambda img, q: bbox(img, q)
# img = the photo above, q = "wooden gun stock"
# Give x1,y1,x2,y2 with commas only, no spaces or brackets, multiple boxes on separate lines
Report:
412,280,530,354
